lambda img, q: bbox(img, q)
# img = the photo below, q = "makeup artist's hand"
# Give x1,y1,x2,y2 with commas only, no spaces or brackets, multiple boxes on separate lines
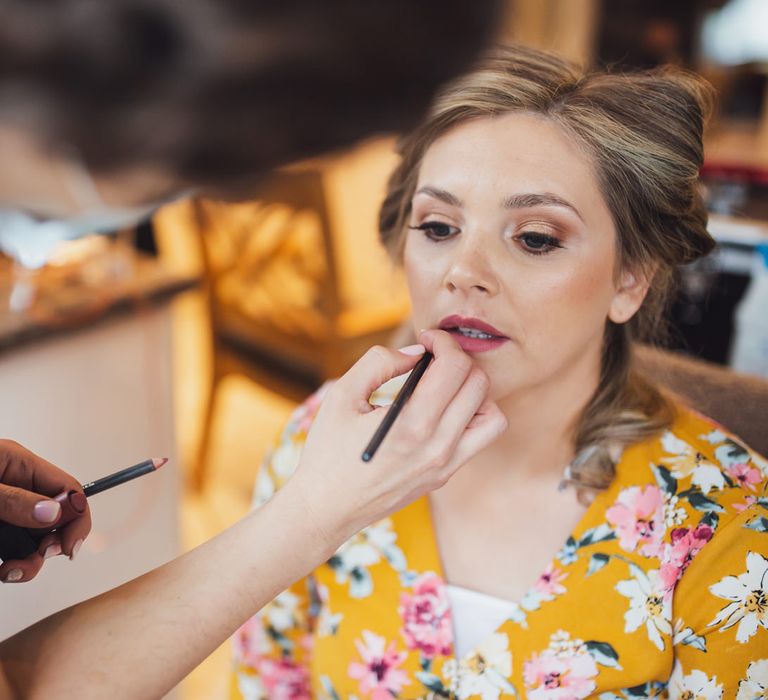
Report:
285,329,507,545
0,440,91,583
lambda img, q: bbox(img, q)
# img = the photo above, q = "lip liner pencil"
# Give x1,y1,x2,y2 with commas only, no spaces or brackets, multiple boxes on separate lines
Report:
361,352,434,462
0,457,168,561
82,457,167,496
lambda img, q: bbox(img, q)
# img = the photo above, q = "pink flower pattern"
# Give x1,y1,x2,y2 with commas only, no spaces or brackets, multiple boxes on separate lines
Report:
256,657,311,700
399,572,453,658
348,630,411,699
658,525,713,596
605,485,666,557
725,462,763,492
733,495,758,513
523,646,599,699
534,564,568,600
233,615,269,669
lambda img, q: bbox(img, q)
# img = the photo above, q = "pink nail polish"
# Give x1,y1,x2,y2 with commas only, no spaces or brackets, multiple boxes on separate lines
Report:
398,344,425,356
3,569,23,583
33,500,61,524
44,543,62,560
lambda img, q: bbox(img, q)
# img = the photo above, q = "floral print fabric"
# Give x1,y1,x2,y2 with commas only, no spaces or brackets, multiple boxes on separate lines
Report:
231,382,768,699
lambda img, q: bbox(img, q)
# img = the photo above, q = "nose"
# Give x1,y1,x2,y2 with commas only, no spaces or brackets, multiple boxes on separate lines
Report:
444,240,500,296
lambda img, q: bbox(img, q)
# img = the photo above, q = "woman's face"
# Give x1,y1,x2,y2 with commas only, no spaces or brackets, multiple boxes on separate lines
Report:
404,112,646,402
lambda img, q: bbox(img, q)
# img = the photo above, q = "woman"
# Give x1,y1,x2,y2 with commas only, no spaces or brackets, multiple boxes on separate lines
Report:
231,45,767,698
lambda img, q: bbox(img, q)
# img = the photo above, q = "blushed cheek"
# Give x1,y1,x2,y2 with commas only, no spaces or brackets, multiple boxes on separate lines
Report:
404,260,433,328
514,261,616,352
404,244,445,325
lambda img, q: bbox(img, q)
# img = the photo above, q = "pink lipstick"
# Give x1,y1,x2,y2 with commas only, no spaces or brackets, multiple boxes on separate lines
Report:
439,315,510,353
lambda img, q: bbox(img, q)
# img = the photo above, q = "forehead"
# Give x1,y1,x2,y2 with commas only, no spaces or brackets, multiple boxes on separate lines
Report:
416,112,601,207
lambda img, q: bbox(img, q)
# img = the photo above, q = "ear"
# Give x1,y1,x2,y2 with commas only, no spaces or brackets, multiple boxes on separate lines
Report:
608,265,654,324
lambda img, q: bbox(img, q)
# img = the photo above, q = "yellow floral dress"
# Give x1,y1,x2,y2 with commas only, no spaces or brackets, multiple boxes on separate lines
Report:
231,380,768,699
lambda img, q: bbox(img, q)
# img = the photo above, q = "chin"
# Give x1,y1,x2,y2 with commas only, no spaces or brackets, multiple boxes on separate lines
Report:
479,366,518,402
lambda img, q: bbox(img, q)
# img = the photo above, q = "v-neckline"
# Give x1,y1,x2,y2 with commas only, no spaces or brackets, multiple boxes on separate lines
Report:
415,472,617,665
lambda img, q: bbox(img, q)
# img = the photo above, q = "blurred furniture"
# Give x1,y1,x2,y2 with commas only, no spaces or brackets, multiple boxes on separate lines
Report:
637,344,768,456
0,253,195,665
0,238,196,350
190,166,408,489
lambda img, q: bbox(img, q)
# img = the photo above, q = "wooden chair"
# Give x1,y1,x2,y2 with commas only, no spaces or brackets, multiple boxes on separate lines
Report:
190,169,407,489
636,344,768,456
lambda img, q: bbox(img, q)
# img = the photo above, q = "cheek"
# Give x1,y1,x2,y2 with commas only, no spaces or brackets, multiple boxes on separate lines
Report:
403,240,443,321
513,257,618,343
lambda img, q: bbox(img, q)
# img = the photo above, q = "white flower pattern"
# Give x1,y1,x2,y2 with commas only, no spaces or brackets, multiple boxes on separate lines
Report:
443,633,515,700
668,662,723,699
662,432,726,495
708,551,768,643
737,659,768,700
615,567,672,650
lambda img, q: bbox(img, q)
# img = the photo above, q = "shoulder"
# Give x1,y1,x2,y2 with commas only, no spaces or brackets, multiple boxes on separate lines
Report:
616,402,767,515
599,403,766,583
595,404,767,628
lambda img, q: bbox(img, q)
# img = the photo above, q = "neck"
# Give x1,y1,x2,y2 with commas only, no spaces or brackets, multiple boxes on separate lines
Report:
464,344,603,489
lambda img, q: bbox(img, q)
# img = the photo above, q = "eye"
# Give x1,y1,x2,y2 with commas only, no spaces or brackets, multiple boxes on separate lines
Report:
409,221,460,242
515,231,563,255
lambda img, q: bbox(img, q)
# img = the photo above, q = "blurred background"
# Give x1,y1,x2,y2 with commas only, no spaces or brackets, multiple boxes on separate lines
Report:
1,0,767,697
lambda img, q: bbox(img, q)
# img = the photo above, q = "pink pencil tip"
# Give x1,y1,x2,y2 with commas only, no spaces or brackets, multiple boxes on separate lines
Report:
152,457,169,469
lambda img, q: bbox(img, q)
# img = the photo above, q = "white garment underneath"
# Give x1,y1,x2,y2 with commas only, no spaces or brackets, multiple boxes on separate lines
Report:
446,584,519,659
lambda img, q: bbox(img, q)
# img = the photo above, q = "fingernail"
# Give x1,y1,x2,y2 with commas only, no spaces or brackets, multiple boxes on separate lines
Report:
70,539,83,561
44,543,62,560
3,569,23,583
398,343,426,356
33,500,61,524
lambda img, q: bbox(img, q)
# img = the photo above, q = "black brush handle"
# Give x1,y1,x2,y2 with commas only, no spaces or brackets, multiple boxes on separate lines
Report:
361,352,433,462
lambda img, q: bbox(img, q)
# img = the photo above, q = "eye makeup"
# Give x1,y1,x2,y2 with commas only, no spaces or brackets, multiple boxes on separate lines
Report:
408,221,459,241
514,231,564,255
409,219,566,257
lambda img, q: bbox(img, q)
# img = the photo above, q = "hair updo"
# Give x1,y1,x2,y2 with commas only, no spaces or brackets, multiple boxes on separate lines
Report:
379,44,716,490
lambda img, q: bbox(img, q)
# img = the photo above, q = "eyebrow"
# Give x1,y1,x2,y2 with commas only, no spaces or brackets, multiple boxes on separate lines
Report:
502,192,584,222
414,186,584,223
414,186,463,207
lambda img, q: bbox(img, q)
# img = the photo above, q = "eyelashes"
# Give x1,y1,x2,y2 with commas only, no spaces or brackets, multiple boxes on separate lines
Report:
516,232,564,255
409,221,564,256
409,222,459,241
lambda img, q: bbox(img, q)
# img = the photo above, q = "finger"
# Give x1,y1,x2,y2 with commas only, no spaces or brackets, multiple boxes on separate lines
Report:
444,399,508,478
0,440,83,496
0,552,44,584
0,482,62,528
433,366,492,446
333,344,426,411
402,331,473,429
58,508,91,559
37,532,63,561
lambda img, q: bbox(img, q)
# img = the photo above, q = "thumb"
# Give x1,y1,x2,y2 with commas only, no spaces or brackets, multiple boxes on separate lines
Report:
334,344,426,408
0,483,62,528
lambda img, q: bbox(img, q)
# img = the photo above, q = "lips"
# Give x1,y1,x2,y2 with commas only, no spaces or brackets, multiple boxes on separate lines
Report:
438,315,510,353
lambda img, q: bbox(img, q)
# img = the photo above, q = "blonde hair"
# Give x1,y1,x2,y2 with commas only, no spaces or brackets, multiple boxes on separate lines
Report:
379,44,716,489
